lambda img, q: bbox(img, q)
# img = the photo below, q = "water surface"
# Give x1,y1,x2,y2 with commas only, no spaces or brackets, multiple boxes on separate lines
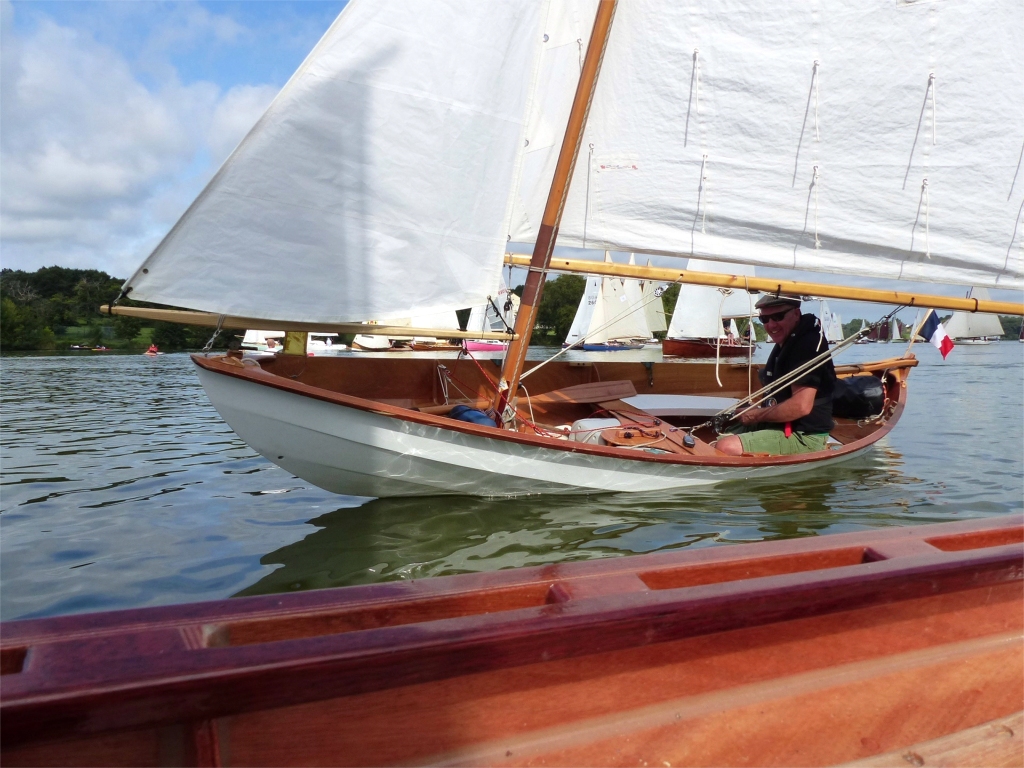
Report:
2,343,1021,619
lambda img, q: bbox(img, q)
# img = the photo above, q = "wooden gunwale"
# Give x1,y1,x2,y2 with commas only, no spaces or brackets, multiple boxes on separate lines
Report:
190,354,912,468
1,516,1020,759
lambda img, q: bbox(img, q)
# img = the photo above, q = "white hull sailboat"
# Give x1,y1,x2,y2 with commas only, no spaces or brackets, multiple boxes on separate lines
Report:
108,0,1022,498
943,287,1005,344
195,354,912,497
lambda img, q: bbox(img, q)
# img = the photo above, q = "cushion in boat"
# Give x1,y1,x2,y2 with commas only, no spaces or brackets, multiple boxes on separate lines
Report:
621,395,739,418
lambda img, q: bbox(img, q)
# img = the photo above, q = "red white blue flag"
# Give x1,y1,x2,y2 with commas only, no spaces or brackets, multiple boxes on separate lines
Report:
920,310,954,359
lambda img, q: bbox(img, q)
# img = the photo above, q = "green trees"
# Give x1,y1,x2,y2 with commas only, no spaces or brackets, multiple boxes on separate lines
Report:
536,274,586,343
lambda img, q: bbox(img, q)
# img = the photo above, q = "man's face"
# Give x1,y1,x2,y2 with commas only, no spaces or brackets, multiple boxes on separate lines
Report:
758,305,800,344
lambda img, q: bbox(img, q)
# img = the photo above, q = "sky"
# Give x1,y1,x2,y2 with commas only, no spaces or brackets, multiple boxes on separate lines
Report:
0,0,346,279
1,0,1019,327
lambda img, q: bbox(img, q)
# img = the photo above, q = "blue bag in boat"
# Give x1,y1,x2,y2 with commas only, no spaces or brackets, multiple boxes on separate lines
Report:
448,405,496,426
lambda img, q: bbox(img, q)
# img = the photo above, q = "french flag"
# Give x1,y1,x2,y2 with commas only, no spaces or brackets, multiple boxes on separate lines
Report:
920,310,954,359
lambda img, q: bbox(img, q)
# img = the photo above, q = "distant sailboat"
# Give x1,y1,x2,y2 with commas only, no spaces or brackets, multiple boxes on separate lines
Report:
640,258,668,341
663,259,757,358
943,287,1004,344
563,253,647,351
819,301,843,345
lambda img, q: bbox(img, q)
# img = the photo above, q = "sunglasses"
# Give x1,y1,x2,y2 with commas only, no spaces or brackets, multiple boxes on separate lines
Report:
758,308,795,324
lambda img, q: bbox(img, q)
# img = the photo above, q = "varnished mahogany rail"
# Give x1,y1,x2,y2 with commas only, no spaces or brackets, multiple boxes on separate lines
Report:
2,516,1021,767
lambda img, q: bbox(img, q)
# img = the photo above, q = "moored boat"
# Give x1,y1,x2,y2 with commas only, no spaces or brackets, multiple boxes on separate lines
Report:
2,515,1020,766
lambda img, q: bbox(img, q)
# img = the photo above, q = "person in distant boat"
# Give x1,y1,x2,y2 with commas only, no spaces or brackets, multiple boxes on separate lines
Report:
715,294,835,456
147,344,159,354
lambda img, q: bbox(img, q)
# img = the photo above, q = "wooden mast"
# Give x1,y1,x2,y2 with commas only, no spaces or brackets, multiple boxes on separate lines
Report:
494,0,618,424
502,254,1024,316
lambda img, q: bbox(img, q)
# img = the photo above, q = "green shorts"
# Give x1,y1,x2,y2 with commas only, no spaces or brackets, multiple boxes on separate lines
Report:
729,426,830,455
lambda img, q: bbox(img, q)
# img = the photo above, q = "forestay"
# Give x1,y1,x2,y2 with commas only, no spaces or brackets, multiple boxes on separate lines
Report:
122,1,548,323
509,0,1024,290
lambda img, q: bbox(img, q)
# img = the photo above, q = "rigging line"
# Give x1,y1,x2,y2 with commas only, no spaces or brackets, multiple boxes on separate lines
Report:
701,155,710,233
487,296,515,335
201,315,226,353
813,61,820,142
923,179,931,258
583,143,594,248
812,166,821,249
929,73,936,145
520,274,675,383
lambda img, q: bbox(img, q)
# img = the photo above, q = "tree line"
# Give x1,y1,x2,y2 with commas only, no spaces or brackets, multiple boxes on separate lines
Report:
3,266,1018,351
0,267,230,351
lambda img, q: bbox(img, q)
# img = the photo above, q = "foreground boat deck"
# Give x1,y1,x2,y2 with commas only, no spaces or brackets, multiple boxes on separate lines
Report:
2,516,1021,767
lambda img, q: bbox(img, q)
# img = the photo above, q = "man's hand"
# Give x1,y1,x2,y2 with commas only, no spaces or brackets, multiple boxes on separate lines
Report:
739,385,816,426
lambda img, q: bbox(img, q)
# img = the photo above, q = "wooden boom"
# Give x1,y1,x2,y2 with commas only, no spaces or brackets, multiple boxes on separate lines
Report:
98,305,517,341
504,253,1024,316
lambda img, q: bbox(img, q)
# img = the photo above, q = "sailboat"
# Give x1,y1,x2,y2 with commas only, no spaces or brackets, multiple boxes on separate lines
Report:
663,259,757,358
943,287,1005,344
109,0,1021,497
563,252,648,350
817,302,843,346
463,284,519,352
640,258,669,343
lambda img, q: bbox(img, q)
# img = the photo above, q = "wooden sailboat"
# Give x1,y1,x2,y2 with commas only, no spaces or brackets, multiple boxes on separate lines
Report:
662,259,757,358
105,0,1021,498
2,515,1021,766
943,287,1005,344
563,252,648,351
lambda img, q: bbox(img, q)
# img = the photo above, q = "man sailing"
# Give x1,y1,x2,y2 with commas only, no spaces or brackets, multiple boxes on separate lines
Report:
716,294,835,456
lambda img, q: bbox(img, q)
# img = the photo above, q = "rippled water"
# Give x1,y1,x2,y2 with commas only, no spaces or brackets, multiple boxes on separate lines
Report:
2,343,1021,620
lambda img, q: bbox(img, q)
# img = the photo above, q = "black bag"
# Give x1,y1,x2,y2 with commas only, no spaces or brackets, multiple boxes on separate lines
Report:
832,375,885,419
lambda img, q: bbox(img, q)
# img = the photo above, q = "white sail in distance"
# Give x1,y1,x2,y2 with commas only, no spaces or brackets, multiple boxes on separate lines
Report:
943,287,1005,339
639,258,668,334
510,0,1023,290
623,254,654,341
667,259,756,340
122,1,548,323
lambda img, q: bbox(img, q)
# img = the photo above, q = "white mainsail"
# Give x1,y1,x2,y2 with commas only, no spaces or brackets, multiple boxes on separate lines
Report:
640,259,668,334
121,1,549,323
667,259,756,340
510,0,1023,291
943,287,1005,339
565,252,649,345
623,254,654,341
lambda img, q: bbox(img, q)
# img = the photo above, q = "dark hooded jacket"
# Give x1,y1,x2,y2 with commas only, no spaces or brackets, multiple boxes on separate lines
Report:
758,313,836,433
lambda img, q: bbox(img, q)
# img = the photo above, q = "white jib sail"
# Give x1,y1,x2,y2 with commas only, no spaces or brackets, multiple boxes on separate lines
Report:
641,259,669,334
564,274,602,346
943,287,1005,339
667,259,756,340
623,254,654,340
510,0,1024,290
122,1,549,323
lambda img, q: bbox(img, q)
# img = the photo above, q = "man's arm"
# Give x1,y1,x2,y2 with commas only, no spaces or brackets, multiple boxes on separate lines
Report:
738,385,816,426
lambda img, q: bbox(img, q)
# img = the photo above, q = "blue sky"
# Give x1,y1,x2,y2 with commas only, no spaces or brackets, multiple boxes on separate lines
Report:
1,0,1019,327
1,0,346,278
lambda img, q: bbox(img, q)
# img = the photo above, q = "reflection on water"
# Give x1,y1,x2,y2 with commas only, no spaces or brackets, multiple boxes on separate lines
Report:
237,449,943,597
1,343,1021,619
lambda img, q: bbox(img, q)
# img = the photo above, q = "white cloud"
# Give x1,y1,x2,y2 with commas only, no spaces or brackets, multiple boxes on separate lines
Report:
208,84,279,163
0,2,278,278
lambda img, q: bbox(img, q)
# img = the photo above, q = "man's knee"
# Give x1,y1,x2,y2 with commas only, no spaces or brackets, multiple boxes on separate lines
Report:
716,434,744,455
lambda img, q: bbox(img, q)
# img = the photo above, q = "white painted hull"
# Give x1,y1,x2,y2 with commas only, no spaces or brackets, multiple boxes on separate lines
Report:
195,362,876,498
